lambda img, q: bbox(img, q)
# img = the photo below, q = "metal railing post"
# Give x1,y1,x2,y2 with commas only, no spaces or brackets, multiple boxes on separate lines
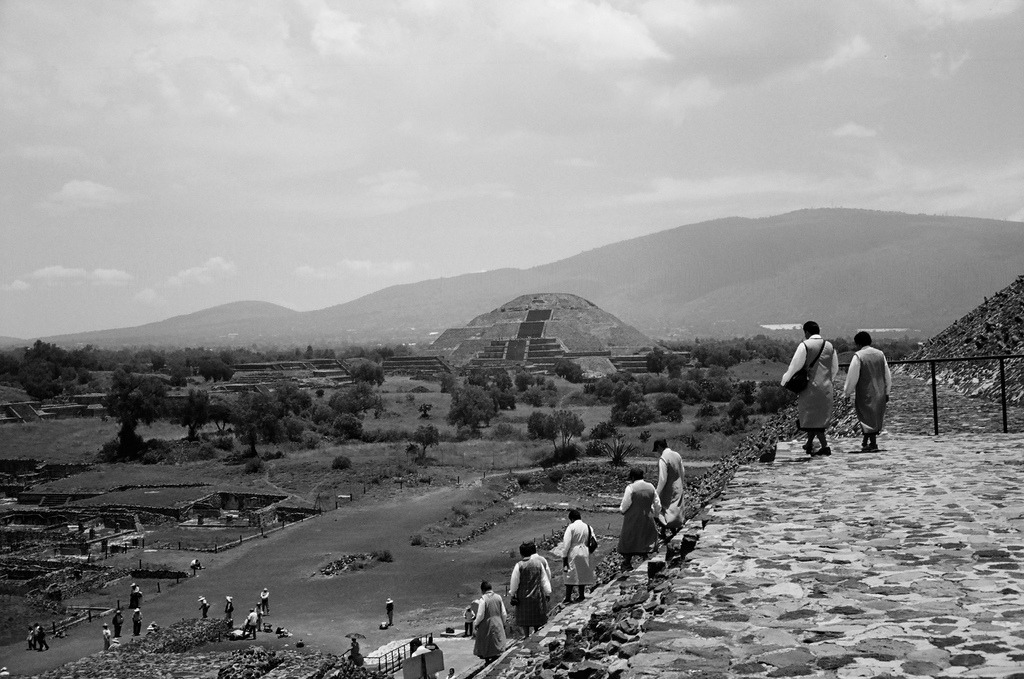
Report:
999,357,1008,434
930,360,939,436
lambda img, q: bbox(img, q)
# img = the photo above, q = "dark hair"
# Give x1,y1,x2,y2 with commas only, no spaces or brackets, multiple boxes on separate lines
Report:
652,438,667,452
568,509,582,522
627,466,644,482
803,321,820,335
518,542,535,557
854,331,872,347
409,638,421,653
480,580,492,593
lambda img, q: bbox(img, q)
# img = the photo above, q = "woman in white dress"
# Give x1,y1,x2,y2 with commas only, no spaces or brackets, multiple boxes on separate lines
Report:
559,509,595,603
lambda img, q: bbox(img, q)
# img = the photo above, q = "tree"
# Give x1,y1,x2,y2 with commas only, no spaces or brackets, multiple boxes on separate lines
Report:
527,410,584,451
553,359,584,383
348,359,385,386
104,369,167,459
418,403,433,419
410,424,440,461
526,411,557,444
232,392,284,456
552,410,585,450
329,382,384,419
645,349,666,374
197,357,233,382
208,401,233,433
174,388,210,440
446,385,497,429
332,414,363,441
654,393,683,422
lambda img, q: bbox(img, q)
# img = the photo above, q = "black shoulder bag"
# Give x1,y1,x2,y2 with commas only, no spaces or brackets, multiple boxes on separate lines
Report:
784,340,827,394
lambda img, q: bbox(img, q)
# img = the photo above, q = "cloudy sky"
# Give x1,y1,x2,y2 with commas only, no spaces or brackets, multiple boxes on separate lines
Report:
2,0,1022,339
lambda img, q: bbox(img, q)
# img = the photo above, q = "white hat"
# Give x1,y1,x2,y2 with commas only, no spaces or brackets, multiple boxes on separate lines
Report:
386,598,393,603
226,596,233,601
198,596,206,602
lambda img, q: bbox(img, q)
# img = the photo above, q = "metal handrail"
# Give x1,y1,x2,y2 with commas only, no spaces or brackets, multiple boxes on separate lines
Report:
839,353,1024,435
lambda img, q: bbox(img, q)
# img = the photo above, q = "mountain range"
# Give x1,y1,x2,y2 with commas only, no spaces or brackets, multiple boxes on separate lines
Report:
25,208,1024,348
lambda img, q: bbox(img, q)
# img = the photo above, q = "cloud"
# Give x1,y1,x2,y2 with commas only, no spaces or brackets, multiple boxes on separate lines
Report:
2,280,30,292
166,257,237,286
295,259,416,280
41,180,131,210
914,0,1021,25
134,288,161,304
13,145,105,168
309,3,366,58
833,122,878,138
930,50,970,78
27,266,133,286
817,35,871,74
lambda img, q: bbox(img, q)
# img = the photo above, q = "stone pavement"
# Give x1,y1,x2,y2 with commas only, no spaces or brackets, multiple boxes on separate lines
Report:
481,433,1024,679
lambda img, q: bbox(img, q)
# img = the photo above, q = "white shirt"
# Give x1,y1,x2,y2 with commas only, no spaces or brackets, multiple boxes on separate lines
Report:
473,592,507,625
619,480,662,515
509,556,552,597
781,335,839,385
843,349,892,398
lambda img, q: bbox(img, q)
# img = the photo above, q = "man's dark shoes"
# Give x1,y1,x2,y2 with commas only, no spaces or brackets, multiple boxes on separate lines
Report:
810,446,832,457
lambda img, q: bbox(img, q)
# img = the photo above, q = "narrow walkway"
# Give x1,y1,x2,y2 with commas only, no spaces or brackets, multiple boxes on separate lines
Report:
484,433,1024,678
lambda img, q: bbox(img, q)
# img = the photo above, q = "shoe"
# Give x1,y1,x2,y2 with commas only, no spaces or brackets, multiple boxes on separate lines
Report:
818,446,831,456
802,443,815,454
867,443,879,452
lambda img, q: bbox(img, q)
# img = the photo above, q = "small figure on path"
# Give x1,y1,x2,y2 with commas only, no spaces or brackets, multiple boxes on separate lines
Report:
132,608,142,636
560,509,595,603
617,466,661,571
472,581,507,663
349,637,363,666
146,621,159,634
112,608,123,638
385,598,394,626
129,583,142,609
26,625,36,650
464,602,477,637
844,331,891,452
260,587,270,614
190,558,202,576
34,624,49,651
198,596,210,619
781,321,838,456
102,624,111,650
254,602,263,630
244,609,258,639
509,542,551,636
224,596,234,625
653,439,685,546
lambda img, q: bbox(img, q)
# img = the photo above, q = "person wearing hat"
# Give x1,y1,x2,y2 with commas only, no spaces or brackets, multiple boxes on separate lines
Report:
652,439,685,547
385,598,394,626
102,624,111,650
259,587,270,615
1,666,9,676
224,596,234,625
132,608,142,636
244,608,259,639
112,608,123,638
198,596,210,619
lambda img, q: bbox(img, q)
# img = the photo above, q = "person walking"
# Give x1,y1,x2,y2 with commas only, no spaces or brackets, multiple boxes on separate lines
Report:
617,466,661,571
198,596,210,619
129,583,142,610
385,598,394,626
35,624,48,651
132,608,142,636
559,509,595,603
781,321,839,456
26,625,36,651
653,439,685,545
844,331,891,452
102,624,111,650
509,542,551,636
259,588,270,615
112,608,123,638
472,581,507,663
224,596,234,625
244,609,258,639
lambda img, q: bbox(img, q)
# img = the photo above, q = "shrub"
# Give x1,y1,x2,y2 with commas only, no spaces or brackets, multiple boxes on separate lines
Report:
552,359,584,383
262,449,285,460
372,549,394,563
96,438,120,462
546,468,564,484
696,401,718,418
584,440,605,457
589,421,617,440
300,431,320,449
654,393,683,421
211,435,235,451
612,401,657,427
682,433,702,450
410,534,425,546
332,455,353,470
533,442,580,468
516,474,532,488
332,414,363,441
489,422,527,441
603,437,636,467
244,457,265,474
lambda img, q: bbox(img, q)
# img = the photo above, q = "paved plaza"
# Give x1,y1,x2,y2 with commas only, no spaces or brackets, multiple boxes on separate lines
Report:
484,433,1024,679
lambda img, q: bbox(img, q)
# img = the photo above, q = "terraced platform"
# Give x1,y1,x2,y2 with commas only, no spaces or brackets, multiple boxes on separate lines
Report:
480,432,1024,679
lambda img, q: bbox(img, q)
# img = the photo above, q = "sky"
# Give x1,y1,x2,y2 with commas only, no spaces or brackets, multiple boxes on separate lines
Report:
2,0,1023,339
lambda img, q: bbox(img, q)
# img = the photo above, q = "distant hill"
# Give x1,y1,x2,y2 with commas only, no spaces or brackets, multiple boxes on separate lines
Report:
43,209,1024,347
0,336,26,349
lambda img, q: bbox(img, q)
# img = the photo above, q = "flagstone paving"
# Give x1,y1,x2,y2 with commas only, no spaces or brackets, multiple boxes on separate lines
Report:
481,432,1024,679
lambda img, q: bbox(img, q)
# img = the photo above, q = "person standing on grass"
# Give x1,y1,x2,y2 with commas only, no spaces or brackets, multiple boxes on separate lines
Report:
102,624,111,650
129,583,142,609
653,439,685,545
781,321,839,457
464,603,476,637
260,587,270,615
198,596,210,619
509,542,551,636
386,598,394,626
844,331,892,452
559,509,595,603
617,466,661,571
112,608,123,638
132,608,142,636
224,596,234,625
473,581,507,663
